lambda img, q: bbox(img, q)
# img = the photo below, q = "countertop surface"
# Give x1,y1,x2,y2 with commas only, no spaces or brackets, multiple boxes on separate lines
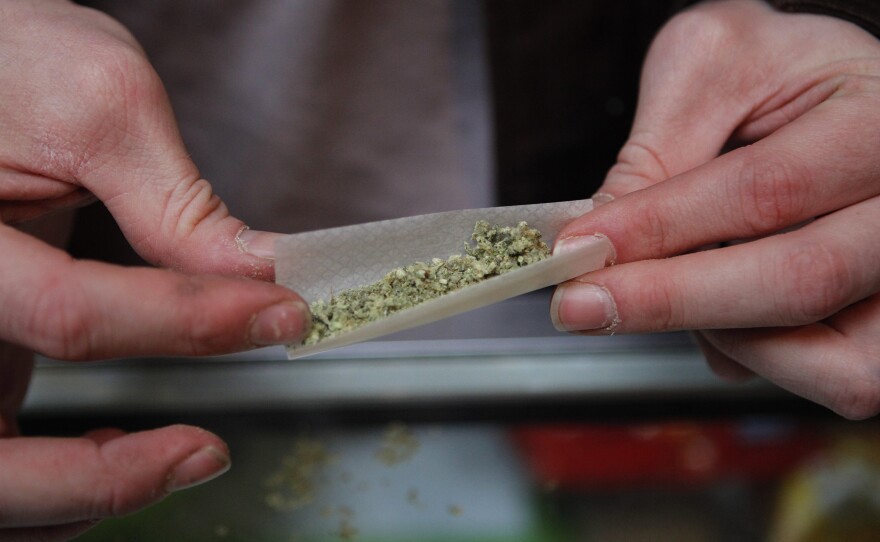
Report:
23,291,797,417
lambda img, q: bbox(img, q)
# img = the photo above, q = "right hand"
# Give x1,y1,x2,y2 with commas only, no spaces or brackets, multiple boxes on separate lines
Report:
0,1,309,538
551,0,880,419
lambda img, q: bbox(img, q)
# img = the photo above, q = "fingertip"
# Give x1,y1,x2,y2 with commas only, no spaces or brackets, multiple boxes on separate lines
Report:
693,332,755,382
549,285,566,332
120,190,278,281
705,354,756,383
155,426,231,493
165,445,231,493
248,299,311,347
591,192,615,208
550,281,619,333
549,234,618,334
597,160,665,199
553,233,617,266
236,226,278,261
198,222,278,281
104,425,232,498
233,227,283,282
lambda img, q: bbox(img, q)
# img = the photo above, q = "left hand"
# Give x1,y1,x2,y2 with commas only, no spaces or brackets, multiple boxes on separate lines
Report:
551,0,880,419
0,218,233,542
0,2,308,537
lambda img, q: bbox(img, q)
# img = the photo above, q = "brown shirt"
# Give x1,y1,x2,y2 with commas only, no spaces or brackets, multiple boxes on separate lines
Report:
86,0,494,234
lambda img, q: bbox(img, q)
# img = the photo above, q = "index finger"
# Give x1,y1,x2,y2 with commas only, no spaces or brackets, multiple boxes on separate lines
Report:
557,84,880,263
0,224,309,360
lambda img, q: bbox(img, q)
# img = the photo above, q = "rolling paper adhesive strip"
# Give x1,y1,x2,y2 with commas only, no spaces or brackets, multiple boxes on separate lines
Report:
275,198,606,358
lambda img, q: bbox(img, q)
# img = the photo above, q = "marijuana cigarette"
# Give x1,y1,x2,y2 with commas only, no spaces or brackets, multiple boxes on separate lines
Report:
303,220,550,345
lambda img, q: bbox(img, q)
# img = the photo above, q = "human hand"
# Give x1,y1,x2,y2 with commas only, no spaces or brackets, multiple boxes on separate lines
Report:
0,0,308,537
1,341,231,540
551,0,880,419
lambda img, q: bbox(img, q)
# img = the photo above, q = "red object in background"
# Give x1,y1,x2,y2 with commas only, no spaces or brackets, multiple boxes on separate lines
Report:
511,421,825,489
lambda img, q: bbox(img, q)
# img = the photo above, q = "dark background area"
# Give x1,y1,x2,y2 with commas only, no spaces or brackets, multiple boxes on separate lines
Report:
68,0,677,264
485,0,674,205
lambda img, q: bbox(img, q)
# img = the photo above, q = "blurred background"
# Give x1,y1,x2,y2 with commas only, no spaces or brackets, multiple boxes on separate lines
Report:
26,1,880,540
24,296,880,542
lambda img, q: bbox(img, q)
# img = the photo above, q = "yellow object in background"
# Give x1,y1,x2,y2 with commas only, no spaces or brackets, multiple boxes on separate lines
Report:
770,432,880,542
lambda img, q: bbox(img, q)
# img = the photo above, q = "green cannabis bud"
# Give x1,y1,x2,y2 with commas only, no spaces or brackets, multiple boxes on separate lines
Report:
303,221,550,345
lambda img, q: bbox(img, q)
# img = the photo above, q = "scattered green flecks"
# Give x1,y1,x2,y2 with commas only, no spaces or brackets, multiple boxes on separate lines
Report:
375,422,420,466
303,220,550,345
264,439,336,511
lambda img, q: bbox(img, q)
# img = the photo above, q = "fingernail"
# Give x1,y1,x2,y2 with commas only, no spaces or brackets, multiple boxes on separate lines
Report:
167,446,231,492
249,300,311,346
553,234,616,266
236,227,275,260
550,282,618,332
591,192,615,207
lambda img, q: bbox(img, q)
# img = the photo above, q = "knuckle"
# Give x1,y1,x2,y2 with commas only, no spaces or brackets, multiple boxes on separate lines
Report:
630,270,687,331
31,40,162,179
71,40,159,107
662,10,729,49
632,198,674,257
87,463,157,519
655,8,743,71
772,241,854,325
163,178,227,245
172,276,237,355
23,275,94,360
728,151,809,237
826,365,880,420
611,136,670,187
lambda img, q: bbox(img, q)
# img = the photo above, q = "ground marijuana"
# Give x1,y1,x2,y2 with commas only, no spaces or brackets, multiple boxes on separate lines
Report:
303,220,551,345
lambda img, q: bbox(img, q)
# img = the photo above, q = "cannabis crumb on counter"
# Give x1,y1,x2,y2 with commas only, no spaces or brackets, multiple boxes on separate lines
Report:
304,220,551,345
264,439,336,511
375,423,420,466
263,424,423,541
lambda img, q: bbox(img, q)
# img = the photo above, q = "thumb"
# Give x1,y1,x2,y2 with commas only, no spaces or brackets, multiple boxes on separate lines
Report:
0,425,230,528
597,4,774,198
0,2,278,281
94,140,275,281
64,46,276,279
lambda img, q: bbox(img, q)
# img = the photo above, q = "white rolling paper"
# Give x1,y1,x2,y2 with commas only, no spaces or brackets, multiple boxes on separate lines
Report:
275,198,606,359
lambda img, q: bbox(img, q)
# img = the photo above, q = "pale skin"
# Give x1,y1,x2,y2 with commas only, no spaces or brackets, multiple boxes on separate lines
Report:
2,0,879,538
0,0,308,539
552,0,880,420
